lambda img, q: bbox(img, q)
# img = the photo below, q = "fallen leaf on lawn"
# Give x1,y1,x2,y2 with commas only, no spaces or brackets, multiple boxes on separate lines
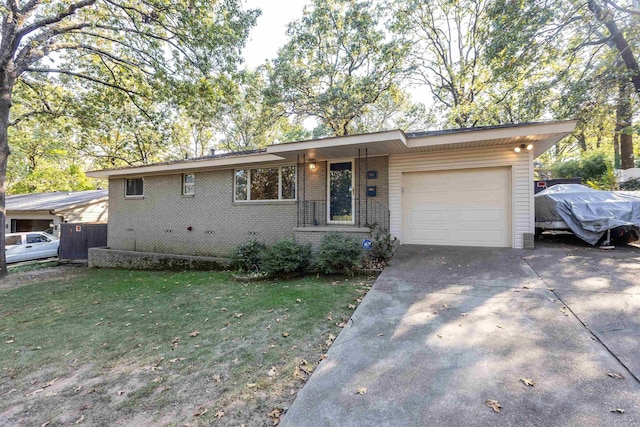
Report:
319,354,327,360
356,387,367,395
520,378,535,387
296,299,302,303
496,325,503,329
74,414,85,424
215,410,224,419
335,322,346,328
325,333,336,347
189,331,199,337
193,406,208,417
220,307,227,312
432,311,439,315
611,408,625,414
327,312,333,321
172,337,180,344
41,422,50,427
442,303,448,308
486,399,502,413
523,286,530,289
378,333,384,336
233,312,243,318
6,389,17,396
437,334,443,339
117,390,125,396
74,386,82,393
348,304,356,309
247,383,257,388
268,408,283,425
268,366,278,377
607,372,625,380
282,332,289,337
152,376,163,383
5,339,14,344
44,391,57,397
460,313,468,316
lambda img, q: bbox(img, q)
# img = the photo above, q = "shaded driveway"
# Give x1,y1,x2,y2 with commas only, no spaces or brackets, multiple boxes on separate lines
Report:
281,244,640,426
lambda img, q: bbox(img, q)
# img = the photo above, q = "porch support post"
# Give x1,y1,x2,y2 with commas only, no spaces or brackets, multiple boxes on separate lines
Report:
365,148,369,227
357,149,361,227
302,154,306,227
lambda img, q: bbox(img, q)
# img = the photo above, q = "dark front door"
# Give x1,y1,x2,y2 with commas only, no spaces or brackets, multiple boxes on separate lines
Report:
328,161,354,224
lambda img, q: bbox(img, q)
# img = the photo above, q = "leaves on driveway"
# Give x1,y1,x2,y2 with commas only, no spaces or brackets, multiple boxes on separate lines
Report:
611,408,625,414
607,372,625,380
486,399,502,413
520,378,535,387
356,387,367,395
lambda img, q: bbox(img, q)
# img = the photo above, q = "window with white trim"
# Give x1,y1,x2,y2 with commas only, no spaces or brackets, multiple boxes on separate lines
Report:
183,173,195,195
125,178,144,197
235,166,296,201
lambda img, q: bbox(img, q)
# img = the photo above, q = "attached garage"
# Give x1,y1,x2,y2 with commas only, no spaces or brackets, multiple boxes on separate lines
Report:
402,167,511,247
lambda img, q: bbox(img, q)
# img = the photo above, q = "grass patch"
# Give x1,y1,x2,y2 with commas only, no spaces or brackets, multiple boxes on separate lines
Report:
7,259,59,274
0,268,370,426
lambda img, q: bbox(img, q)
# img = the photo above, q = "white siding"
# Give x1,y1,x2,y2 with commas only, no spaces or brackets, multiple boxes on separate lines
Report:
389,146,533,249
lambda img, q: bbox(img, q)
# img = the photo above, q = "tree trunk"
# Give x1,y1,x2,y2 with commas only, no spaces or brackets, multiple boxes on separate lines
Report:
617,79,634,170
0,83,13,277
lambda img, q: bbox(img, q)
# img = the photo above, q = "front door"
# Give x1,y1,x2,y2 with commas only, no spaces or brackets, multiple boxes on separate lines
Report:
328,160,354,224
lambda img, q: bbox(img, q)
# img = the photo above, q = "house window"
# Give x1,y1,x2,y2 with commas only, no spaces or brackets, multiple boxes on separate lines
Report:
183,173,195,195
234,166,296,201
125,178,144,197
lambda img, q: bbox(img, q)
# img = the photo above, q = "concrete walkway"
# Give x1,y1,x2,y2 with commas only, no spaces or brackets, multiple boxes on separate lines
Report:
281,244,640,426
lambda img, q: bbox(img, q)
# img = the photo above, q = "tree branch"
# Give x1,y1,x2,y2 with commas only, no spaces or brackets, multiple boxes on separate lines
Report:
24,67,144,96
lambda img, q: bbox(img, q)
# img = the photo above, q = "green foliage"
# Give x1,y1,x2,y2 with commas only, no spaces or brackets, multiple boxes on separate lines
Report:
268,0,408,135
259,239,312,276
231,240,268,273
550,151,609,183
315,233,362,275
620,178,640,191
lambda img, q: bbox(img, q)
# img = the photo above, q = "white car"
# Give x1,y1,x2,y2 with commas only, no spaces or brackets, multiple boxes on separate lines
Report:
5,232,59,264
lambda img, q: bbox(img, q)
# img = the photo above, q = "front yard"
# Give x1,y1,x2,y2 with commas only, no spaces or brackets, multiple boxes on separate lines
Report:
0,266,371,426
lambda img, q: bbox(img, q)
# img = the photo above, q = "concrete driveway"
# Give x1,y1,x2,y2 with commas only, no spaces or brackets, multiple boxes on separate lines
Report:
281,243,640,426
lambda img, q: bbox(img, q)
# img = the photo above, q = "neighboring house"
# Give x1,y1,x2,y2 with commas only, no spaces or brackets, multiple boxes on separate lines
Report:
6,190,109,237
86,121,576,257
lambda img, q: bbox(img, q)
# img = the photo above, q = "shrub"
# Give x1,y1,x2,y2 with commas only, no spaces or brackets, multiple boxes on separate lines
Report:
259,239,312,276
620,178,640,191
316,233,362,275
231,240,267,273
367,224,398,266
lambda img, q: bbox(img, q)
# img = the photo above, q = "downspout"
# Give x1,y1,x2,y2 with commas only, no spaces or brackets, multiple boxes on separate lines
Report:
49,210,63,237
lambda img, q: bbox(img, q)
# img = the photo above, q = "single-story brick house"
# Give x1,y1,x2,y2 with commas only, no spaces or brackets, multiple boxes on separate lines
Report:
86,121,576,258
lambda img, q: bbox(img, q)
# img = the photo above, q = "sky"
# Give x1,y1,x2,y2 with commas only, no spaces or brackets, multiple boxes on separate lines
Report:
242,0,311,68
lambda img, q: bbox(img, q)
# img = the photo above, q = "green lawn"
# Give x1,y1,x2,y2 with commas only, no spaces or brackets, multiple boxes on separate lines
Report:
0,267,371,426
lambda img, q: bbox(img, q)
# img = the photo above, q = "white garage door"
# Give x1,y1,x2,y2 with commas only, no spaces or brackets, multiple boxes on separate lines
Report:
402,167,511,247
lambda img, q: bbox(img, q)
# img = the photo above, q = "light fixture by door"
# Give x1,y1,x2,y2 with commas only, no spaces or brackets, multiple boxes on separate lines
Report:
514,143,533,153
308,162,317,171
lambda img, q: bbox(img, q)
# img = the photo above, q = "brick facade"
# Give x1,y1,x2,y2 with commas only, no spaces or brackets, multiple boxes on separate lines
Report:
108,169,297,257
107,158,390,257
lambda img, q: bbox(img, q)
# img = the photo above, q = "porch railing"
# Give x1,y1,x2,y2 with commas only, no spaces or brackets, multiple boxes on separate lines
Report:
297,199,390,231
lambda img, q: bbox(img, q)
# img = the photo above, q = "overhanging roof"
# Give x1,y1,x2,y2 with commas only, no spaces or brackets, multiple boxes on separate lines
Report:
86,120,577,178
6,190,108,212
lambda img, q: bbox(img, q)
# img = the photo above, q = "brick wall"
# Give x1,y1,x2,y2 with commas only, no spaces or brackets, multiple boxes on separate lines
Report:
108,169,297,257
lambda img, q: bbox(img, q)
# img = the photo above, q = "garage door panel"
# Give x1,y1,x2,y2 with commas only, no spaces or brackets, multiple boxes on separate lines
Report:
402,167,511,247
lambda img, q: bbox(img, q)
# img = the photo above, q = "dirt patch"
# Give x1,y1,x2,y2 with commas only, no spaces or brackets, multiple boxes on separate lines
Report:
0,264,87,291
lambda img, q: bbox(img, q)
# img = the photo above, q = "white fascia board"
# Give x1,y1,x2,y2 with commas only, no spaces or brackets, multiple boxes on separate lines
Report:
266,129,407,154
407,121,578,148
86,153,286,179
